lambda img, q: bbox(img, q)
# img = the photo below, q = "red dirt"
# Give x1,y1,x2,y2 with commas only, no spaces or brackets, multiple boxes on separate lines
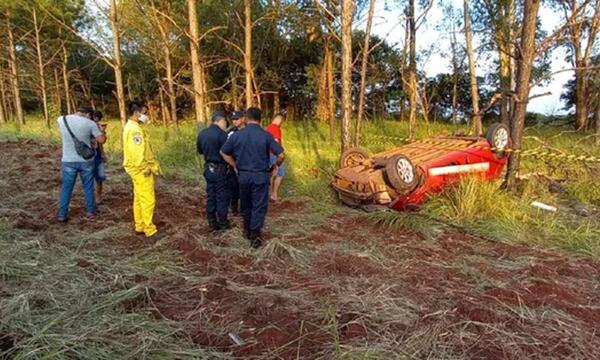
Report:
2,140,600,359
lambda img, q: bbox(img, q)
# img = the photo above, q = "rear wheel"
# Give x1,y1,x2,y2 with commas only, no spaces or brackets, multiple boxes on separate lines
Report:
340,147,369,168
486,123,510,154
384,154,419,194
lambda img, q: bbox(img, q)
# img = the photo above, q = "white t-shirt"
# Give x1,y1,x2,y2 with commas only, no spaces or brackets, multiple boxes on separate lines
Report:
57,114,102,162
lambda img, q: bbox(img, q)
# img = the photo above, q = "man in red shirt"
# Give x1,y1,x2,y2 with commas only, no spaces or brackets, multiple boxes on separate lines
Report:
265,114,285,201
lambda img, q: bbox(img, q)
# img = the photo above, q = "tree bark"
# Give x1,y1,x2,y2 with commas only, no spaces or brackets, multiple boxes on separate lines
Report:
355,0,376,146
407,0,417,139
340,0,355,152
0,67,7,123
326,43,336,141
188,0,207,124
61,43,72,114
464,0,481,135
505,0,541,189
53,67,62,114
32,8,50,127
156,8,178,128
595,103,600,145
158,83,168,126
110,0,127,125
450,8,459,126
244,0,253,108
6,10,24,128
317,54,328,122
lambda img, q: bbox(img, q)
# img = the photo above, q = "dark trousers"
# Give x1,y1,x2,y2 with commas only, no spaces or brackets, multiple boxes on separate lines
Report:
238,172,270,232
230,172,240,210
204,167,232,223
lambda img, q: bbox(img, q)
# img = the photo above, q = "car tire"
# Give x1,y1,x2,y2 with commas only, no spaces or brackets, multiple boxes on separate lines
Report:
486,123,510,154
384,154,419,194
340,147,369,168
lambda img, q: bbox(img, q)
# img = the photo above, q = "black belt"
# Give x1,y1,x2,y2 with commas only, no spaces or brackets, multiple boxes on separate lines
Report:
238,169,270,173
205,162,232,174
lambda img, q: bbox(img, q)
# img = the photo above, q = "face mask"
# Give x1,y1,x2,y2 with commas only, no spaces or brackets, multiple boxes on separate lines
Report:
139,114,149,123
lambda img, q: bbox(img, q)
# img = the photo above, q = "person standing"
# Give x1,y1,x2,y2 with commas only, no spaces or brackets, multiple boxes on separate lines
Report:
57,106,105,222
123,101,163,241
91,111,108,203
227,111,246,215
197,111,233,231
221,107,284,248
265,113,285,201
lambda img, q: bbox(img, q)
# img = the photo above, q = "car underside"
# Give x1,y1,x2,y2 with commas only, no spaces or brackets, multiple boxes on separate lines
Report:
331,124,510,210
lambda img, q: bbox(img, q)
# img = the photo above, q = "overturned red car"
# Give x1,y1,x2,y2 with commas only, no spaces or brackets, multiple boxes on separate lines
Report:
331,123,510,210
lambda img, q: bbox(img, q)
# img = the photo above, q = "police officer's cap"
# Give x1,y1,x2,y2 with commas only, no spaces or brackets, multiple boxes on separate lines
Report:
231,111,245,120
211,110,227,122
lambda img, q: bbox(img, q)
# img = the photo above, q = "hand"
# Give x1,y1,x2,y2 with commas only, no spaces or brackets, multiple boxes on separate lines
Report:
142,168,152,177
101,154,108,163
270,165,278,176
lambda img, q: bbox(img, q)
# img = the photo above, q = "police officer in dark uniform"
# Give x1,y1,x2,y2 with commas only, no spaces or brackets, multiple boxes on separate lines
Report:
221,107,284,248
227,111,246,215
197,110,232,231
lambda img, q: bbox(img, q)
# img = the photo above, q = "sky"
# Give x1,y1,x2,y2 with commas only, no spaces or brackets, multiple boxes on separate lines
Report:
365,0,574,115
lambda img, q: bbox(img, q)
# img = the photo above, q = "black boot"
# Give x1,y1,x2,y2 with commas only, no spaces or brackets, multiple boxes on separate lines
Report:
208,218,219,232
217,219,232,230
248,230,263,249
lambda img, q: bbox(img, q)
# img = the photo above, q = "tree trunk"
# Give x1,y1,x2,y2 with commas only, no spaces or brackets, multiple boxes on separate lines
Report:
0,68,7,123
496,0,515,124
61,43,72,114
244,0,253,108
399,28,409,121
340,0,355,153
188,0,207,124
273,91,280,114
110,0,127,125
157,14,178,128
464,0,482,135
355,0,376,146
326,43,336,141
594,99,600,145
53,67,62,114
450,13,459,126
505,0,540,189
317,56,328,121
6,11,24,128
158,83,168,126
32,8,50,127
407,0,417,139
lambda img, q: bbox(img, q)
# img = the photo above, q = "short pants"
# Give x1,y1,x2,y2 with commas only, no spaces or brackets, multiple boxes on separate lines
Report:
93,158,107,182
269,154,285,177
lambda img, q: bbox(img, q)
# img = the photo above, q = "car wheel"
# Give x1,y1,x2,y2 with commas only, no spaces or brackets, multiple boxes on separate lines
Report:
486,123,510,153
384,154,419,194
340,147,369,168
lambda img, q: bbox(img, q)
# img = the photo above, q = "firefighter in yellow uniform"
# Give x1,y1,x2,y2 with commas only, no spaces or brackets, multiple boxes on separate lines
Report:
122,101,162,240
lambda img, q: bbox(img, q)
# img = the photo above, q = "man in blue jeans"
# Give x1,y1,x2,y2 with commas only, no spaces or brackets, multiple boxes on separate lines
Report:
57,106,106,222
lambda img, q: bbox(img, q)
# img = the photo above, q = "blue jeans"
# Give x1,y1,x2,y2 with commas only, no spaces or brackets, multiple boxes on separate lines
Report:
58,161,96,219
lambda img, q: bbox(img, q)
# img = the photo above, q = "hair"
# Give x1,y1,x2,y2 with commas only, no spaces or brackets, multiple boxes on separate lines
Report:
77,105,94,116
128,101,147,116
273,113,285,121
245,107,262,122
93,111,103,122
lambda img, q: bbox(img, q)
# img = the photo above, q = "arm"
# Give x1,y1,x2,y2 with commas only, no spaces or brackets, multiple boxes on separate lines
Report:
220,151,236,169
91,121,106,144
